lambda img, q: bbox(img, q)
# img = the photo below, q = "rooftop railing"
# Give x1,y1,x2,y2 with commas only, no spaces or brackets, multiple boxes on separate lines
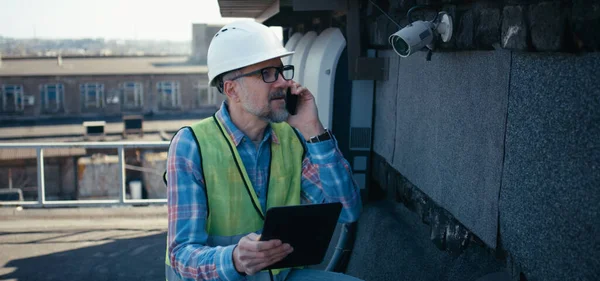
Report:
0,141,170,207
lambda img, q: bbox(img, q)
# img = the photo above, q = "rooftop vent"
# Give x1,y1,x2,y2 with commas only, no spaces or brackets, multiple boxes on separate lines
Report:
0,188,23,202
83,121,106,140
123,115,144,138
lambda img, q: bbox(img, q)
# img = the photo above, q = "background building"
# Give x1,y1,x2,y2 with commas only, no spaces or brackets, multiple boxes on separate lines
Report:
0,23,225,201
0,56,222,122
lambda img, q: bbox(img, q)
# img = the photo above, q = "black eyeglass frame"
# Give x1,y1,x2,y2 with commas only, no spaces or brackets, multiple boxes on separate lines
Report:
228,65,295,84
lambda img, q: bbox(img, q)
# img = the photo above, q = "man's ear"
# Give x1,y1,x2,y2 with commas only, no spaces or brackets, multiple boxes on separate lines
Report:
223,80,240,102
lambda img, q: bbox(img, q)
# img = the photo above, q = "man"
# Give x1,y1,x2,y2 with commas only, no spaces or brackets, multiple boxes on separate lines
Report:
165,20,362,281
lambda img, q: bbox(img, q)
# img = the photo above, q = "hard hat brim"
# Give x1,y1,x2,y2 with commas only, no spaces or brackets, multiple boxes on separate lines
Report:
208,50,295,87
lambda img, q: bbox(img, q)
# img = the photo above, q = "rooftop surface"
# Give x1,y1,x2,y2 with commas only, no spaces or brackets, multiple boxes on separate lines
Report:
0,56,208,76
0,205,334,281
0,206,168,281
0,202,510,281
0,118,197,140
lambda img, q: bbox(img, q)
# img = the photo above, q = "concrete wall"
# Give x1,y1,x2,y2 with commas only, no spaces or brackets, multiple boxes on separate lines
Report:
359,0,600,279
77,155,121,199
346,201,506,281
376,49,511,248
499,52,600,281
141,151,168,199
60,158,76,199
370,49,599,280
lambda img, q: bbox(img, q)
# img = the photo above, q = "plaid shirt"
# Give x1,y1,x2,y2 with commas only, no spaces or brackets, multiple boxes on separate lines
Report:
166,102,362,281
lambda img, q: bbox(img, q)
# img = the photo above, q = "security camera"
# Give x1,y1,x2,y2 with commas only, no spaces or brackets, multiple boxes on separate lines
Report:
389,12,453,58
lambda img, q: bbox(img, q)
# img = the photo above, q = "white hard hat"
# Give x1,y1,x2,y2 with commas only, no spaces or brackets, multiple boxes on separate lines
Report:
207,20,294,87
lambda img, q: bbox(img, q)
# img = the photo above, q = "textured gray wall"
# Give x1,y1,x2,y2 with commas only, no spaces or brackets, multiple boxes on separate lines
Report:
499,52,600,281
373,51,400,163
346,201,504,281
373,49,511,248
370,50,600,280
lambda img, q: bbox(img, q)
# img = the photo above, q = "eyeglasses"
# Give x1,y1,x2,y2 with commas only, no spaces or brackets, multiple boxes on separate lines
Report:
229,65,295,83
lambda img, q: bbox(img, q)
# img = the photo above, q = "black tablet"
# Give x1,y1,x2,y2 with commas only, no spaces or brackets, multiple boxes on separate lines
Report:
259,202,343,270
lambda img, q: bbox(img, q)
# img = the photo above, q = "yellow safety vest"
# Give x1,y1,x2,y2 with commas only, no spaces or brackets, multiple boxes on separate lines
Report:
165,115,305,280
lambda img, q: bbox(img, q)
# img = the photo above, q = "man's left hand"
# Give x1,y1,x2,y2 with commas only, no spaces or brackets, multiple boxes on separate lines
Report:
286,81,325,139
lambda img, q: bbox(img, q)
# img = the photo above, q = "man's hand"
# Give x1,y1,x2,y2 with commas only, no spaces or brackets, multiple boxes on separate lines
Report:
232,233,293,275
286,81,325,139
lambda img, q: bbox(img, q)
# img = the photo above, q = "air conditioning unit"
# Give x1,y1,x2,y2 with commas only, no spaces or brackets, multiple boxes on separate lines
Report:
23,95,35,106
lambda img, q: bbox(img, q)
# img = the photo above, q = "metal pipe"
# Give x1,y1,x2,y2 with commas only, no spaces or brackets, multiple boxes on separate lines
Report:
0,141,169,149
125,199,167,204
8,168,12,190
0,199,167,208
125,164,163,175
325,223,349,271
36,148,46,205
0,201,39,206
118,146,126,204
325,222,358,272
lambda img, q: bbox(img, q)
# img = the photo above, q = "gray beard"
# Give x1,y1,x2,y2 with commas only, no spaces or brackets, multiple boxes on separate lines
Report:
242,89,289,123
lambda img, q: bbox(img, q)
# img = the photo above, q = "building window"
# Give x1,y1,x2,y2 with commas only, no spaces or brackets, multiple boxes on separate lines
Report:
1,84,25,112
212,87,225,106
40,83,64,112
80,83,105,109
120,82,143,108
194,82,214,107
157,81,180,108
194,82,223,108
210,87,227,106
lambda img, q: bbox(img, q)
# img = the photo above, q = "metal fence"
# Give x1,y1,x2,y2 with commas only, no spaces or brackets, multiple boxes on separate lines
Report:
0,141,169,207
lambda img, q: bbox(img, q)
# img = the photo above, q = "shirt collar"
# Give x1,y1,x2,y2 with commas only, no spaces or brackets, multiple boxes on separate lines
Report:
215,101,280,146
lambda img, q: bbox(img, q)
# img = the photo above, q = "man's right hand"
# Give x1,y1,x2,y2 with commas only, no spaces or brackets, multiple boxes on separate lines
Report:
232,233,293,275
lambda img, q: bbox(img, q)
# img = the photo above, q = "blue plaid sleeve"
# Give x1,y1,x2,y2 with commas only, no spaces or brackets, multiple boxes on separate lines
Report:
296,130,363,223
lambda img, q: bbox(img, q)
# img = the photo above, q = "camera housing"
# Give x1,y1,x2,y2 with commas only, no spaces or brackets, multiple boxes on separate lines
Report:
389,12,453,58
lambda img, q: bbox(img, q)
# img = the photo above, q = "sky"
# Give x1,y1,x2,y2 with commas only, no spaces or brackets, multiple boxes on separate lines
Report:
0,0,256,41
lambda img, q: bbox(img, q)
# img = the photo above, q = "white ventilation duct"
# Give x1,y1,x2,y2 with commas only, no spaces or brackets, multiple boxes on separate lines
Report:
302,28,346,130
290,31,317,85
282,32,304,66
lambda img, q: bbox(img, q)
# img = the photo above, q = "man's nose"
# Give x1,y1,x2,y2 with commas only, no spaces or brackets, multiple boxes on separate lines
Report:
272,73,291,88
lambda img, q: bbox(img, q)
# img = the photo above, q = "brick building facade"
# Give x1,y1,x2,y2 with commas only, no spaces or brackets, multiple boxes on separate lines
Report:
0,56,223,122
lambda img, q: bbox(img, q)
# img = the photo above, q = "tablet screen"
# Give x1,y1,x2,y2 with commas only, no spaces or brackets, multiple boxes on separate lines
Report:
259,202,342,270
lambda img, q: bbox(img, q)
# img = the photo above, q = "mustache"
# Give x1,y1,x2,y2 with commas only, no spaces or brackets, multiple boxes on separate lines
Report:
269,90,286,100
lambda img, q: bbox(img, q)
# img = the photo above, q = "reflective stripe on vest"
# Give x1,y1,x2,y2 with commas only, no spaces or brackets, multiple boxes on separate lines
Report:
165,115,305,280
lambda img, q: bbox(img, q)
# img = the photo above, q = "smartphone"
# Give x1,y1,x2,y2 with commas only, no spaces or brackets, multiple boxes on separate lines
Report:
285,88,299,115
